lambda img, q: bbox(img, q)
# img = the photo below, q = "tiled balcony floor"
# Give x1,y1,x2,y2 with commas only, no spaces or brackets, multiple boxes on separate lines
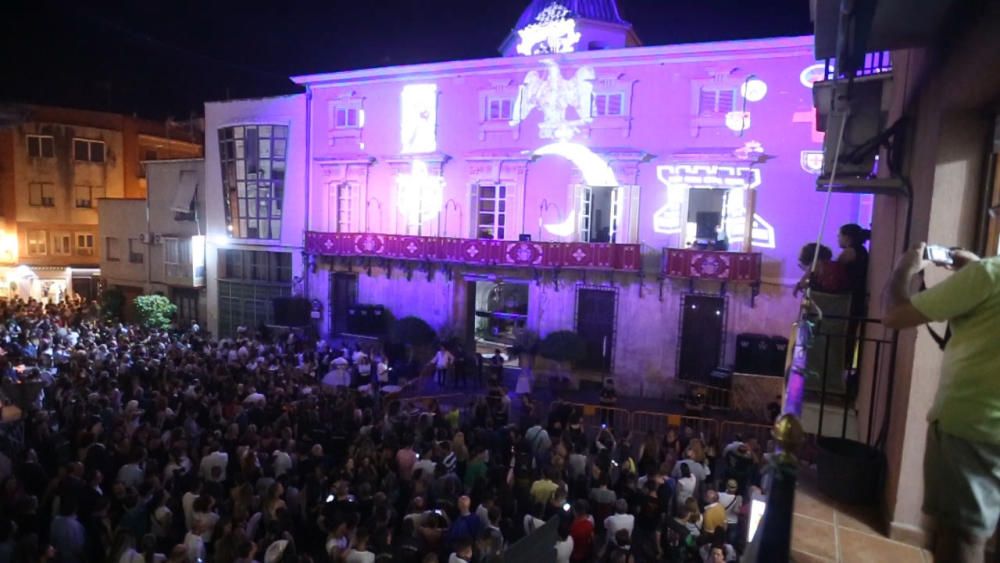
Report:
792,469,931,562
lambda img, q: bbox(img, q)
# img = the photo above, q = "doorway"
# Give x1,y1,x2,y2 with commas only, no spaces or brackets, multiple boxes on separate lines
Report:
580,186,620,243
467,279,528,364
678,294,726,381
576,287,616,372
329,272,358,336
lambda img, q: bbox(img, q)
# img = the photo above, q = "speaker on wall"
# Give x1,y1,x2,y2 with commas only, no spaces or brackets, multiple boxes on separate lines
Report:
346,304,387,335
518,234,532,241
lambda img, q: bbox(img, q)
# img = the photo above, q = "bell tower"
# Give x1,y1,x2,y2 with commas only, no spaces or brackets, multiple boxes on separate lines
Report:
500,0,642,57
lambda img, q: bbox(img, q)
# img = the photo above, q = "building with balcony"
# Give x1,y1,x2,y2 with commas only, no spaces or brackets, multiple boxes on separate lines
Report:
0,104,202,302
200,1,863,396
98,159,208,324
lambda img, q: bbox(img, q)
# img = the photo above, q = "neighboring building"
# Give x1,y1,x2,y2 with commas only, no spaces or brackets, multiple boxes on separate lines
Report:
202,1,862,395
98,159,207,324
811,0,1000,552
0,104,202,302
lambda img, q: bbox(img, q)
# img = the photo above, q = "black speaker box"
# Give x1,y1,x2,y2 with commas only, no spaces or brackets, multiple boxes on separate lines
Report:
273,297,311,327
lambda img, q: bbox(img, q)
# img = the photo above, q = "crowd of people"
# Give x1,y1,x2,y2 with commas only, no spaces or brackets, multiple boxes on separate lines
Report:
0,296,774,563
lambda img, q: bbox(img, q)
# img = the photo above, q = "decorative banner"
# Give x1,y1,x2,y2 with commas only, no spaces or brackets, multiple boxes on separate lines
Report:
305,231,642,272
662,248,762,283
800,150,824,174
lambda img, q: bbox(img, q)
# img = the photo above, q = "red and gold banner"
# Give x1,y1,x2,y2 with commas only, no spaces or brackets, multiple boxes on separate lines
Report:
305,231,642,272
662,248,761,282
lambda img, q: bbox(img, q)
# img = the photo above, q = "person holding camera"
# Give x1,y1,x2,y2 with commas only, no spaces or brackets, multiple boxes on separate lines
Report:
883,242,1000,563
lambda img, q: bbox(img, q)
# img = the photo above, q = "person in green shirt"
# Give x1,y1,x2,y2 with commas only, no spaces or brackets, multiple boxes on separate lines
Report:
883,242,1000,563
464,447,488,491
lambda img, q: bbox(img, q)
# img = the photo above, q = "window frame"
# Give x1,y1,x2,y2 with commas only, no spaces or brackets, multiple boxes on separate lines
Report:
333,107,362,129
475,184,507,240
28,182,55,207
75,233,95,256
26,230,48,256
26,135,55,158
73,138,106,163
591,92,626,118
51,232,72,256
217,124,288,240
334,182,354,233
485,96,513,122
128,238,144,264
106,237,121,262
74,185,104,209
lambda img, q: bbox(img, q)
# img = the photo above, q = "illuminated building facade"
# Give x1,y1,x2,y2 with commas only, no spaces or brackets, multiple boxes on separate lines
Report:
203,1,863,393
0,104,202,302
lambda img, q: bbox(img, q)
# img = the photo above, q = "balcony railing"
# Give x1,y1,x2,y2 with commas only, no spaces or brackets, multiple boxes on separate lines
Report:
304,231,642,272
822,50,892,80
662,247,761,282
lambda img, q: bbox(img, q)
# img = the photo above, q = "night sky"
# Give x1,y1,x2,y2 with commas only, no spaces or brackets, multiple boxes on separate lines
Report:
2,0,812,120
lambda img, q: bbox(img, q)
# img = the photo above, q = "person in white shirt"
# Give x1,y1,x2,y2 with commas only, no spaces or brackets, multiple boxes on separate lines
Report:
675,463,698,512
430,345,454,386
718,479,743,547
554,525,574,563
604,499,635,548
344,527,376,563
200,447,229,483
448,539,473,563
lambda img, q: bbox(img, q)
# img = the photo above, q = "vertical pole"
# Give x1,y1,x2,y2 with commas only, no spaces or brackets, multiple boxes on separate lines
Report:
744,188,756,252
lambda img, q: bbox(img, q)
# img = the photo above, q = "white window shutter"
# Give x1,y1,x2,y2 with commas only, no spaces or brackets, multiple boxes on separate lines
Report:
469,183,480,238
626,185,641,244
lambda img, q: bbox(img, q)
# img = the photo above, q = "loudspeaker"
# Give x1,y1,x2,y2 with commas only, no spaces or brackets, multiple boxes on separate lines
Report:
346,304,387,335
735,333,772,374
518,234,532,241
769,336,789,376
273,297,310,327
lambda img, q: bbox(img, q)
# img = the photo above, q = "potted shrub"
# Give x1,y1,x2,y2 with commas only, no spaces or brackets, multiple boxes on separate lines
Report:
538,330,586,389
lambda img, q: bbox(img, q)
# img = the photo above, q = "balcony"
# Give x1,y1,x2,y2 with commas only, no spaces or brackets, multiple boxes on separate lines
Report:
304,231,642,272
662,247,762,303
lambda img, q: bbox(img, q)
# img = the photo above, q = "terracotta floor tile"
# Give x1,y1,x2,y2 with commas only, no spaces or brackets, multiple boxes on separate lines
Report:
838,527,925,563
835,507,884,536
794,489,837,523
792,515,838,560
790,548,835,563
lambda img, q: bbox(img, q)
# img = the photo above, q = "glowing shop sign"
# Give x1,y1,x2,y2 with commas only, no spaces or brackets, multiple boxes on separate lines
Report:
740,78,768,102
533,142,619,238
516,2,581,56
800,150,824,175
799,63,826,88
396,160,444,225
654,164,776,249
511,60,594,141
401,84,438,154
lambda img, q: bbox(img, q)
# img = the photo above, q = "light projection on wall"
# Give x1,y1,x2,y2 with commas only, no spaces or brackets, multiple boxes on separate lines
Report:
725,111,751,133
516,2,581,56
793,110,824,143
800,150,824,174
401,84,438,154
740,78,768,102
654,164,776,249
510,60,594,141
533,142,619,237
799,63,826,88
396,160,444,225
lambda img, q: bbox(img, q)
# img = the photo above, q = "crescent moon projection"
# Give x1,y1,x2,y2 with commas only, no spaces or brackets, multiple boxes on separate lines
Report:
534,142,618,238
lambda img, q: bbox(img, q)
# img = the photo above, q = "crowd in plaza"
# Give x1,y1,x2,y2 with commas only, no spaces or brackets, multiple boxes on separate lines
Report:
0,296,773,563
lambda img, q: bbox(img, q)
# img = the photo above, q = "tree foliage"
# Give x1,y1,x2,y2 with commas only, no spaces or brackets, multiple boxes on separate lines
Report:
134,294,177,329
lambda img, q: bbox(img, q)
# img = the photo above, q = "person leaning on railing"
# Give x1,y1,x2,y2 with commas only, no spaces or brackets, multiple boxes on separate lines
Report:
883,243,1000,563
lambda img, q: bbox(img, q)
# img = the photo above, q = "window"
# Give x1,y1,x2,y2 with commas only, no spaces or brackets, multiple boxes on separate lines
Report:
486,97,513,121
218,281,291,337
220,249,292,283
591,93,625,117
476,185,507,240
577,185,622,243
28,182,55,207
698,87,736,115
128,238,143,264
74,185,104,208
333,107,361,128
27,231,47,256
73,139,106,163
218,125,288,240
164,238,190,278
334,183,354,232
26,135,54,158
106,237,121,261
51,232,72,256
75,233,94,256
